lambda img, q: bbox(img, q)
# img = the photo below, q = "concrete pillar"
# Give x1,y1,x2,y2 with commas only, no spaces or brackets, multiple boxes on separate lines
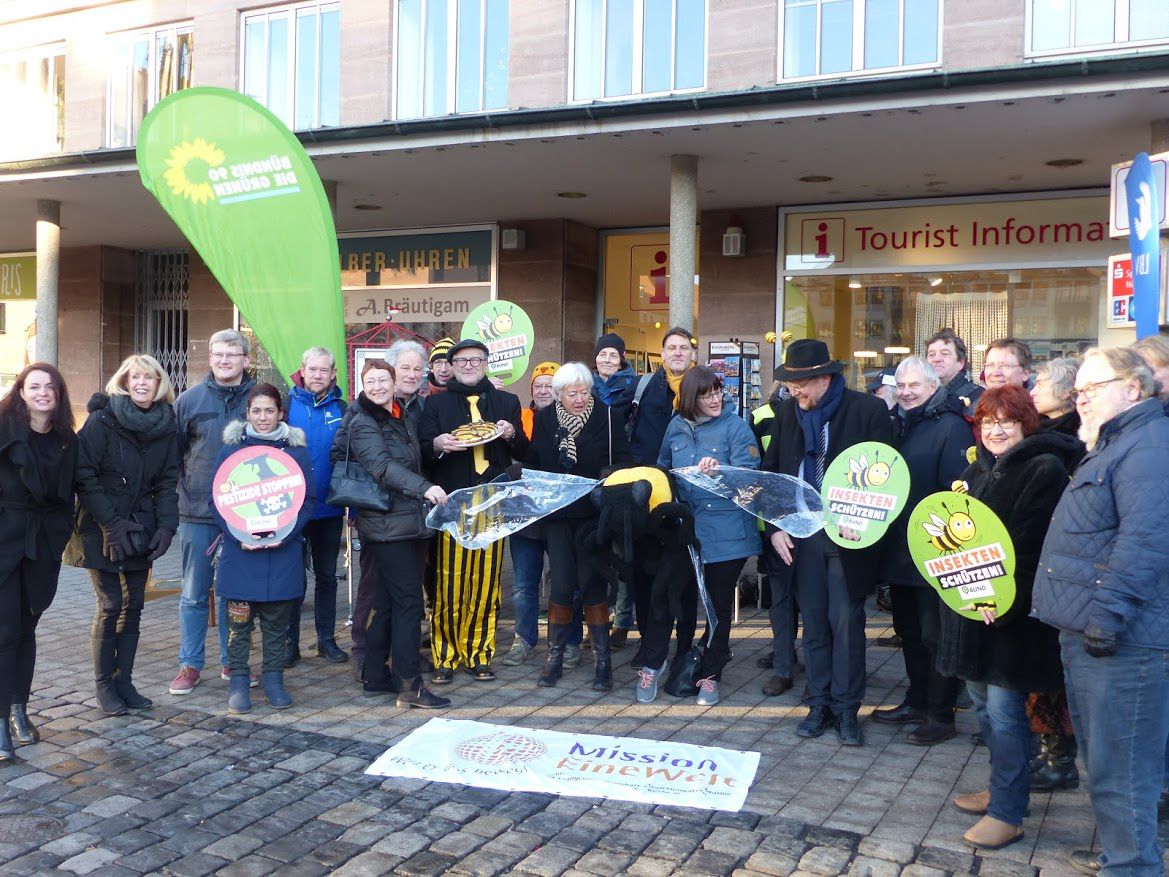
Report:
668,155,698,332
35,199,60,365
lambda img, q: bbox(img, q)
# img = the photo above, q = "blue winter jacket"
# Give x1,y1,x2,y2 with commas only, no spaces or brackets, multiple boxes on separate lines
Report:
1032,398,1169,648
657,405,761,564
593,367,638,427
211,422,316,603
286,383,346,520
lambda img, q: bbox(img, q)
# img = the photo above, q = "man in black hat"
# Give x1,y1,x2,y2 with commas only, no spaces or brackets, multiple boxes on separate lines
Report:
418,339,528,683
762,339,894,746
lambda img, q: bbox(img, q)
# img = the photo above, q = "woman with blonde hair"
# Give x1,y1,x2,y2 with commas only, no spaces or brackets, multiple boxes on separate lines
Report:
66,354,179,715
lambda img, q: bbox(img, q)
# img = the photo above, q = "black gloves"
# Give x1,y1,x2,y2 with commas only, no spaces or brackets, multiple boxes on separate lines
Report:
101,519,143,564
1083,624,1119,658
147,529,174,562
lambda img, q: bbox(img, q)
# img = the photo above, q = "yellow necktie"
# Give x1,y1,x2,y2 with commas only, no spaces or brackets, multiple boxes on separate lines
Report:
466,395,489,475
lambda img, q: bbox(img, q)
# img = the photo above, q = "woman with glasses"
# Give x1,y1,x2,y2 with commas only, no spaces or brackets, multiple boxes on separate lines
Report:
650,366,760,706
526,362,632,691
938,385,1081,849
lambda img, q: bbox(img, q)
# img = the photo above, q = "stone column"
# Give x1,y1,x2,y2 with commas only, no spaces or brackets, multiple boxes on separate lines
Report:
668,155,698,332
35,199,60,365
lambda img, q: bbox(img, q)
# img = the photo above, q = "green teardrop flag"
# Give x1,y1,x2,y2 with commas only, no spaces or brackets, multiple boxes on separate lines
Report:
135,87,345,390
907,491,1017,620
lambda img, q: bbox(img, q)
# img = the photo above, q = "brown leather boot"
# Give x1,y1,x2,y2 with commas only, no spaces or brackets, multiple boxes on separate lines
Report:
963,815,1023,849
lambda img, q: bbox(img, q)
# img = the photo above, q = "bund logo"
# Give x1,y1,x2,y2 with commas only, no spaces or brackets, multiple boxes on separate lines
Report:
455,733,547,765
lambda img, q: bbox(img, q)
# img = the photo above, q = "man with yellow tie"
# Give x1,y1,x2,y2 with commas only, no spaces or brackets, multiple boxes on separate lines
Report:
419,339,528,683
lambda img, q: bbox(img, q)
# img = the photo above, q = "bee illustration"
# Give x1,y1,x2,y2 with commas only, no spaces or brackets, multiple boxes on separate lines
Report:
476,305,514,341
846,451,895,490
922,499,977,554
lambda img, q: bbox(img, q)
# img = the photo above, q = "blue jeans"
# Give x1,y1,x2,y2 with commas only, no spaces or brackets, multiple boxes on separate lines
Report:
965,681,1031,826
177,522,228,671
1061,631,1169,876
509,534,544,649
609,577,634,630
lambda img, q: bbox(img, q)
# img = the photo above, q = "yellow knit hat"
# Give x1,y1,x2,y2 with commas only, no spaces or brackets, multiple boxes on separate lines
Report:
429,337,455,363
531,361,559,384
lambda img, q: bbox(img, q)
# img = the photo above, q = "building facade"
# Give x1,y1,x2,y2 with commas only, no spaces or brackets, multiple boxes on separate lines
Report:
1,0,1167,410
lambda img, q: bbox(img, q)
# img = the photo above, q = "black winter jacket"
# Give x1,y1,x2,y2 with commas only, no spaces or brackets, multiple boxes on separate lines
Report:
0,416,77,614
944,373,984,418
880,388,975,587
628,368,676,465
935,432,1081,691
527,397,633,518
418,378,527,491
333,393,434,544
175,372,256,523
65,394,180,572
761,388,895,599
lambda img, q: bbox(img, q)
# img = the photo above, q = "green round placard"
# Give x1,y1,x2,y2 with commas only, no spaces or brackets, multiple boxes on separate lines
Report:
821,441,909,549
907,491,1017,619
461,300,535,386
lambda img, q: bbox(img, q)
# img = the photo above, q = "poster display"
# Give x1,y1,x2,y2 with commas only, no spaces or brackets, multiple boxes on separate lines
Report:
460,300,534,386
820,441,908,549
212,446,307,545
907,491,1017,619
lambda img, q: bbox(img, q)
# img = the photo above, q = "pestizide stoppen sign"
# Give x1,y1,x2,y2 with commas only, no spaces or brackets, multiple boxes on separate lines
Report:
820,441,908,549
212,446,307,545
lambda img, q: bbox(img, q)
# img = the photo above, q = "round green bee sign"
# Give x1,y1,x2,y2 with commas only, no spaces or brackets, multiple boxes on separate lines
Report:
821,441,910,549
461,300,535,386
907,491,1017,620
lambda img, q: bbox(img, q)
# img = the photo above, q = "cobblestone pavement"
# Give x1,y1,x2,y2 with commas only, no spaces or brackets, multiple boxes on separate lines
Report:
2,545,1158,876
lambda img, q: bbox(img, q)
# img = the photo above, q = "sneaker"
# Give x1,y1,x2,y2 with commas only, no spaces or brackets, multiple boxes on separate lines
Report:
563,645,581,670
220,667,259,688
397,685,451,710
169,666,200,696
503,639,534,667
695,677,719,706
636,666,661,704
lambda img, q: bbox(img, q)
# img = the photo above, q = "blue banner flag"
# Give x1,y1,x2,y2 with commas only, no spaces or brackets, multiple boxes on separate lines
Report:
1124,152,1163,339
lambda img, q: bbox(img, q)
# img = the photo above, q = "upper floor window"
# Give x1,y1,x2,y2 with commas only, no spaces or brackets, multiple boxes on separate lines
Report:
0,44,65,160
242,2,340,130
108,23,194,148
394,0,509,119
781,0,939,80
1028,0,1169,55
572,0,706,101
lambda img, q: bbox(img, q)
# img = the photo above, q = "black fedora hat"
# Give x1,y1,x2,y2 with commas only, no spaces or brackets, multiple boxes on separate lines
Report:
774,339,843,381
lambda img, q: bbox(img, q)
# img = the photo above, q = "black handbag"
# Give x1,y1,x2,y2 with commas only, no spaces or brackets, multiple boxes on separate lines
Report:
327,431,392,512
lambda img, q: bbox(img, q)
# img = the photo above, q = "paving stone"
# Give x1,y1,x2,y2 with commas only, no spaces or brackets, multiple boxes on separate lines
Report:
113,843,183,872
319,801,383,826
396,850,461,877
256,832,321,864
899,867,947,877
305,840,365,868
704,826,763,856
328,851,402,877
683,847,745,874
804,825,862,852
514,843,582,876
215,853,284,876
744,851,801,876
42,832,100,857
203,833,266,860
451,847,527,877
163,852,232,877
847,856,901,877
430,830,487,858
625,858,675,877
431,801,480,824
915,846,975,874
369,831,429,858
976,860,1039,877
59,848,121,875
463,814,514,838
267,862,330,877
798,844,854,876
857,837,917,865
574,848,633,876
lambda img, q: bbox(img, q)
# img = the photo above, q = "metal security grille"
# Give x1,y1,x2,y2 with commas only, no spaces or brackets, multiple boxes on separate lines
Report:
135,250,189,393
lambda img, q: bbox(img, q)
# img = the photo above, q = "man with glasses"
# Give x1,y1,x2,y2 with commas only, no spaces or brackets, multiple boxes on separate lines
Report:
761,339,893,745
983,338,1032,390
1032,347,1169,876
418,339,528,683
170,329,257,696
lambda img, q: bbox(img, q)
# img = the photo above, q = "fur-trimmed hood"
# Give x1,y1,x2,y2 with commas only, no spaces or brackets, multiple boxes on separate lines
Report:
222,420,306,447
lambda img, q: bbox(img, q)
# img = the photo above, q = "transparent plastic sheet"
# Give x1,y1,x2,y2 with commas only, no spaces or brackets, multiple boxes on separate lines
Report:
672,466,828,538
688,545,716,646
425,470,600,550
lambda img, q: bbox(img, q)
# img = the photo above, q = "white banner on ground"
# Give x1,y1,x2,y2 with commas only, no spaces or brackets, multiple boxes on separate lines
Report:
366,718,761,812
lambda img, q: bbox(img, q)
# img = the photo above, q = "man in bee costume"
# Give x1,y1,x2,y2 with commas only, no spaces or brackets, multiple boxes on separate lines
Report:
762,339,894,746
419,339,528,683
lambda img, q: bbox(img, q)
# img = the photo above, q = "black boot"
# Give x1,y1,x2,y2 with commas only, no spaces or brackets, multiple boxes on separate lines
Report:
94,628,127,716
585,604,612,692
0,719,15,763
9,704,38,745
113,630,152,710
1030,733,1079,791
538,604,572,688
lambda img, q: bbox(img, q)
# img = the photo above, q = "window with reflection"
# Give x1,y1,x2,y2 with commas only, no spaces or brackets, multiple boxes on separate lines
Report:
573,0,705,100
0,45,65,160
781,0,939,80
395,0,509,119
108,24,193,148
242,2,340,131
1028,0,1169,55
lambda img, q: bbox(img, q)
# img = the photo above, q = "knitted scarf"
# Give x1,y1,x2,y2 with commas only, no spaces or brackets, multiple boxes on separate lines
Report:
109,394,174,442
555,396,594,470
664,363,693,410
246,421,291,443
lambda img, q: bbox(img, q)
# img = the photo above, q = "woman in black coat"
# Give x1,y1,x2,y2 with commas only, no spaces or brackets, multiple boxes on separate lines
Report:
0,363,77,762
527,362,633,691
873,356,973,745
66,355,179,716
938,385,1080,850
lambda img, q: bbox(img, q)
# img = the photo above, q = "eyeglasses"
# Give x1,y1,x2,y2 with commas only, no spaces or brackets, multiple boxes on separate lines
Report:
451,356,486,367
984,361,1021,373
977,418,1019,432
1072,378,1122,403
698,390,723,401
211,352,245,361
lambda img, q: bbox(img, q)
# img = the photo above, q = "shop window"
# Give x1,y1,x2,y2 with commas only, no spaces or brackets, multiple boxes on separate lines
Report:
108,23,194,148
394,0,509,119
0,45,64,161
782,268,1101,390
780,0,939,80
242,2,340,131
1027,0,1169,56
572,0,706,101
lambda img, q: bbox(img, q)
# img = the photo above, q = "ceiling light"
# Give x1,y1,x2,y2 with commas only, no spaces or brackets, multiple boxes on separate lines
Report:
884,346,911,355
853,350,879,359
353,203,382,211
929,276,943,287
848,276,862,289
1045,158,1082,168
556,191,587,199
799,175,833,183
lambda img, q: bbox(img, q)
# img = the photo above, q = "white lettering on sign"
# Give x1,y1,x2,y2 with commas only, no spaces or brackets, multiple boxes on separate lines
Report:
0,263,23,298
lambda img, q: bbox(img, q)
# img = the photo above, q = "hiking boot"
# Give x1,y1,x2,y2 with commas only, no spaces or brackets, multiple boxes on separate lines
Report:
169,666,200,696
503,639,534,667
796,705,837,738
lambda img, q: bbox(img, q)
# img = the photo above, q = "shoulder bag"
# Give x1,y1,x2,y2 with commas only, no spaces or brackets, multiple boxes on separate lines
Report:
327,429,393,512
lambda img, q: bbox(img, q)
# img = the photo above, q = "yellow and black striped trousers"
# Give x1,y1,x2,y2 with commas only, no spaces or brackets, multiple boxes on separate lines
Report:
431,531,504,670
